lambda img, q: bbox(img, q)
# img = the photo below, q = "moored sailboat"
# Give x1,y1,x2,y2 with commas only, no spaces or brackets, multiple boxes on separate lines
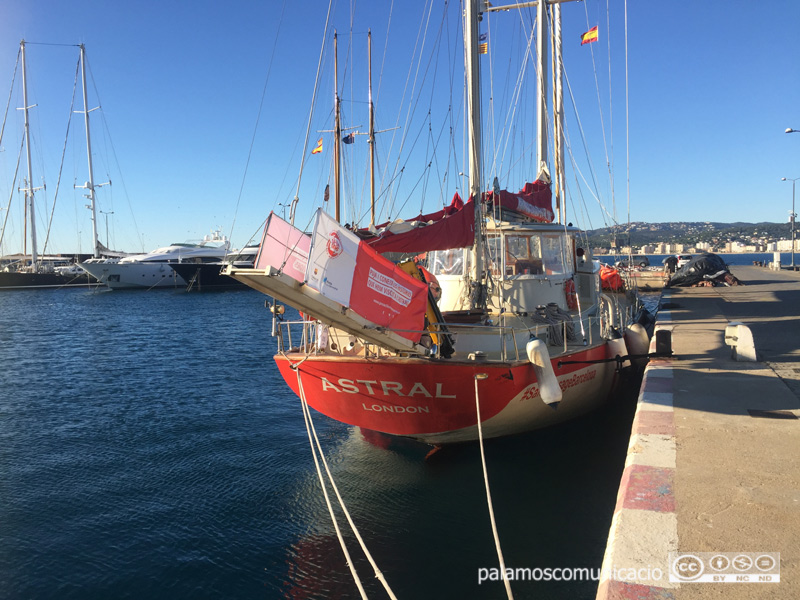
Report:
0,42,133,289
228,0,649,444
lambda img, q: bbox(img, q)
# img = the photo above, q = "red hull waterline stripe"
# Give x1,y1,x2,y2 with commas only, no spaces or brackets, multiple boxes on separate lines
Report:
596,299,677,599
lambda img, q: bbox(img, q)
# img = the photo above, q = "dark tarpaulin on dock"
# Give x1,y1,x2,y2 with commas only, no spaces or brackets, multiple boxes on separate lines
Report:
668,253,741,287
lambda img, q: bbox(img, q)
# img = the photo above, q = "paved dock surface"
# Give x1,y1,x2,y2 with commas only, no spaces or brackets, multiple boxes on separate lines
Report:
597,265,800,599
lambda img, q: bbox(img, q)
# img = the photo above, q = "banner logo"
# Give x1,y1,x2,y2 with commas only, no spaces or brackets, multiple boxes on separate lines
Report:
326,231,344,258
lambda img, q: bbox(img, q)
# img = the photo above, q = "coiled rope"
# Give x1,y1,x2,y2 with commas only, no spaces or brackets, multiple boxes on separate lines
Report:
294,366,398,600
474,374,514,600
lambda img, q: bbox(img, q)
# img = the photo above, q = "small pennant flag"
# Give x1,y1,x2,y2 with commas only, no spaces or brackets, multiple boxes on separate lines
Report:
580,26,598,45
312,137,323,154
479,32,488,54
342,133,355,144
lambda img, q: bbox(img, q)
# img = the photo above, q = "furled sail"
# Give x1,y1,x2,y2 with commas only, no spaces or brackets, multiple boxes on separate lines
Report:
358,180,553,255
360,193,475,254
486,181,554,223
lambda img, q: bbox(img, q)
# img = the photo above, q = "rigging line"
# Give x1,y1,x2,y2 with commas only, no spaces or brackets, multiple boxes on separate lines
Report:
382,0,438,221
86,61,145,254
562,66,605,214
583,0,614,209
294,369,370,600
563,129,615,225
229,0,287,244
0,49,20,151
20,41,79,48
624,0,630,228
0,136,25,249
291,0,335,224
375,0,395,108
42,57,80,258
474,376,514,600
496,13,536,184
605,0,616,223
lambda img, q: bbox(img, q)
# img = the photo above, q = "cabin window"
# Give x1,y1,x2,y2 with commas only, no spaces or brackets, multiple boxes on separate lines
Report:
486,234,502,275
430,248,467,276
504,233,543,275
541,234,569,274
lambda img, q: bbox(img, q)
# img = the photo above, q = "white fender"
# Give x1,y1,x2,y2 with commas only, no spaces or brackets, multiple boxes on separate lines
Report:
624,323,650,368
526,338,563,406
607,336,630,369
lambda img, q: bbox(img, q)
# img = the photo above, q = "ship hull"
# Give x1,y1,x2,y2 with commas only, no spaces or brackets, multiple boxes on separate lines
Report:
0,271,99,290
169,263,248,290
80,262,186,289
275,343,618,444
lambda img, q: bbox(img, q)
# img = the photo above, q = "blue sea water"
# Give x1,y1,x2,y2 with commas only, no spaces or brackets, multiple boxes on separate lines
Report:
0,287,642,599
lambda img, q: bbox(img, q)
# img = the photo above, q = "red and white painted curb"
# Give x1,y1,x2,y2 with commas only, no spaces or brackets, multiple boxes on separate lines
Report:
596,297,678,599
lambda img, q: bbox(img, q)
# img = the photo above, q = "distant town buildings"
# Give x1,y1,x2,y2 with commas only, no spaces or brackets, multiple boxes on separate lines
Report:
595,238,799,255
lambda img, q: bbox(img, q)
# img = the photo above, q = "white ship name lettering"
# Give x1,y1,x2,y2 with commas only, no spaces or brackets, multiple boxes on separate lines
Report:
319,377,456,398
362,403,431,414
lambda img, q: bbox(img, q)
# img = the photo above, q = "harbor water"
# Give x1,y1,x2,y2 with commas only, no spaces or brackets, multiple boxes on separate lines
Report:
0,286,648,599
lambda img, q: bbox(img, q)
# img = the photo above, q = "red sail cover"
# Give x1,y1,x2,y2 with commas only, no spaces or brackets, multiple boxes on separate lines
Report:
487,181,554,223
363,193,475,254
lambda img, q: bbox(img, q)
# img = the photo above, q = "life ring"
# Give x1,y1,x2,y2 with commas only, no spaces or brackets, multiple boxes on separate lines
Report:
564,278,578,310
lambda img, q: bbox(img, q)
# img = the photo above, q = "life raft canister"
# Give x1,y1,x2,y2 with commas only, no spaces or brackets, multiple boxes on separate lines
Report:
564,278,578,310
599,265,624,291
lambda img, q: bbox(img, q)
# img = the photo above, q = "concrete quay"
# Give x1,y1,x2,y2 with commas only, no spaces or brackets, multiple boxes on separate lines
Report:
597,265,800,599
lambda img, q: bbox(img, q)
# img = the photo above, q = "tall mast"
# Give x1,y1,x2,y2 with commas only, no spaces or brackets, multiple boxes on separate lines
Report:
536,0,548,176
551,3,565,223
333,31,342,223
78,44,101,258
466,0,484,308
20,40,39,270
368,30,376,227
555,3,566,224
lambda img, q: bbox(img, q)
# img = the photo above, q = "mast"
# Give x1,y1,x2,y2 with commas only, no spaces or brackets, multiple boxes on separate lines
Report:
333,31,342,223
20,40,39,270
78,44,101,258
466,0,484,308
368,30,376,227
556,4,566,224
551,3,565,223
536,0,548,176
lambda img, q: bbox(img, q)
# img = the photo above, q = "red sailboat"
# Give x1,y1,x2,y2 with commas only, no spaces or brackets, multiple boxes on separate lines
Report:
228,0,649,444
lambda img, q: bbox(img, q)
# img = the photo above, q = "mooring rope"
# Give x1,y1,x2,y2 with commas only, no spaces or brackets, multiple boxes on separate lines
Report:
474,375,514,600
294,367,399,600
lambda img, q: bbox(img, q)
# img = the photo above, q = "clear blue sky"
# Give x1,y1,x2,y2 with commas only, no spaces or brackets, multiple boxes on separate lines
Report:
0,0,798,256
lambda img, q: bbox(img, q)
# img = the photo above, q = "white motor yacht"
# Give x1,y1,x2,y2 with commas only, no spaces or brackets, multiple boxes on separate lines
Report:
80,230,232,289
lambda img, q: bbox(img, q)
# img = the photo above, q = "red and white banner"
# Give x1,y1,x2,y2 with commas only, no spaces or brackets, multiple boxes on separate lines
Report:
255,212,311,282
306,210,428,341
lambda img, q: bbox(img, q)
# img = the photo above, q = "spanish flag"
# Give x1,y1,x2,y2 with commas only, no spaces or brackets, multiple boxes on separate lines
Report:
312,137,323,154
580,26,598,45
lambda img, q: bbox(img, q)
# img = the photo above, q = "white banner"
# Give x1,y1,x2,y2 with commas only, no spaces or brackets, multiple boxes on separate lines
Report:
305,209,359,306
